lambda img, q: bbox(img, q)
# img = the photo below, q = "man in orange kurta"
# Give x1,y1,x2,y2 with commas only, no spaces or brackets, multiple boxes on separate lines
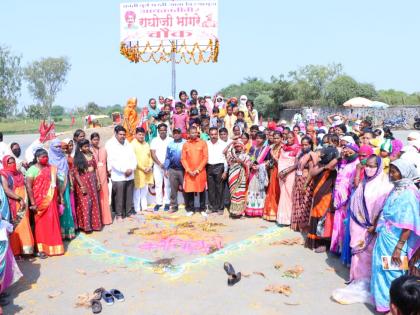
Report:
181,126,208,216
123,97,139,142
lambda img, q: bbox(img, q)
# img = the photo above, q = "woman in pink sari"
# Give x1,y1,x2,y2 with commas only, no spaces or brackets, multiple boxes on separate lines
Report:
330,143,359,254
277,132,300,225
90,133,112,225
245,132,270,217
349,155,392,282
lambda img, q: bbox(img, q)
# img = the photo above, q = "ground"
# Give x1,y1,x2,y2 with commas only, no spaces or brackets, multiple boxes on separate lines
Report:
4,210,377,315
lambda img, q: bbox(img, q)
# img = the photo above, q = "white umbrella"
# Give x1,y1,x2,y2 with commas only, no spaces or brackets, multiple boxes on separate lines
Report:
343,97,373,108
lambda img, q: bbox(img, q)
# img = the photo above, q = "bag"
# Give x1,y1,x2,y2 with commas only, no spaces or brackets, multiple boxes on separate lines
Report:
332,279,373,305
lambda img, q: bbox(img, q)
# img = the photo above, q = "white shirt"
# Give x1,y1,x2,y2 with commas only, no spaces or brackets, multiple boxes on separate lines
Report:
150,136,171,164
0,142,11,169
105,137,137,182
207,140,228,171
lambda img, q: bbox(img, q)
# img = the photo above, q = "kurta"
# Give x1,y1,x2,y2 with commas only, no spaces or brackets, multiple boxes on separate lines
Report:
123,104,139,142
92,146,112,225
131,140,154,188
181,138,208,192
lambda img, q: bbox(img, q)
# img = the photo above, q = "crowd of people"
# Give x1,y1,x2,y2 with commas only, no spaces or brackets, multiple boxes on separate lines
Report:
0,89,418,314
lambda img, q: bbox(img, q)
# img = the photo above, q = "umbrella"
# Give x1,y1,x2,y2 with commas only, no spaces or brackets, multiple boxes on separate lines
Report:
343,97,373,108
369,101,389,109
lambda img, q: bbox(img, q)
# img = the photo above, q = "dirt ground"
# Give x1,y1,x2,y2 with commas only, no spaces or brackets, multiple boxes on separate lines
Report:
4,210,377,315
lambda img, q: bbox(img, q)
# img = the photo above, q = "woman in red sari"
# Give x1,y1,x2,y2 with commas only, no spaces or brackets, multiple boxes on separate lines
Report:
262,131,282,221
26,149,64,258
73,140,102,232
0,155,34,257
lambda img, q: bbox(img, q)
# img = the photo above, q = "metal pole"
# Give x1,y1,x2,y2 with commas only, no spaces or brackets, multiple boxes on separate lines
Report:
171,40,177,98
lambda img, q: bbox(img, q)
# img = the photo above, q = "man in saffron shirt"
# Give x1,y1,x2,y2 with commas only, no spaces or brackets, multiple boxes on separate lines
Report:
181,126,208,217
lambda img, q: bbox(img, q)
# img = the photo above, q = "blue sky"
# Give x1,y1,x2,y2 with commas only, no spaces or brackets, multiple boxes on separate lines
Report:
1,0,420,109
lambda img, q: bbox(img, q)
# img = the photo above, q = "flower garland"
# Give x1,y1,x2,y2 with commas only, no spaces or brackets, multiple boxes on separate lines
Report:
120,39,219,64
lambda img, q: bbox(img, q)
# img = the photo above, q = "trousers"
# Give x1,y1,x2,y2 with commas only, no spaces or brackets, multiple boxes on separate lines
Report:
184,191,206,212
111,180,134,217
206,163,225,211
168,168,185,208
133,186,148,212
153,165,170,205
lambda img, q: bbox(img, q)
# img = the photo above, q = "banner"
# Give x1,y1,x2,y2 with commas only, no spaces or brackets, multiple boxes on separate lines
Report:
120,0,218,45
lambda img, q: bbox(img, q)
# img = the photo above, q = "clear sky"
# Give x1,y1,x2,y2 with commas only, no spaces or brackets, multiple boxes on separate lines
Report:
1,0,420,109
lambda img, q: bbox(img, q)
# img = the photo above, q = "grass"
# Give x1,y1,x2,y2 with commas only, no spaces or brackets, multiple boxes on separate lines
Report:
0,117,113,135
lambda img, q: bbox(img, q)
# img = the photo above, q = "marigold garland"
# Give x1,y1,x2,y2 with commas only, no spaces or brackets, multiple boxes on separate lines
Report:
120,39,219,64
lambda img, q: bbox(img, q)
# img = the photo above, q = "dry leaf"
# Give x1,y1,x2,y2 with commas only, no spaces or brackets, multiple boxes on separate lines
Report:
102,268,116,274
128,227,140,235
283,265,304,278
284,301,300,306
265,285,292,296
274,262,283,270
74,293,94,308
253,271,266,278
242,272,251,278
325,267,335,272
48,290,63,299
75,268,87,275
270,237,304,246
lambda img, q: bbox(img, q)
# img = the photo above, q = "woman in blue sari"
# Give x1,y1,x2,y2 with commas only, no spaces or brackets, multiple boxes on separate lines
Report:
371,159,419,313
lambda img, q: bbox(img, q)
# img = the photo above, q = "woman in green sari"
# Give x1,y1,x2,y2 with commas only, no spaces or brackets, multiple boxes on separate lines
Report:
48,138,75,240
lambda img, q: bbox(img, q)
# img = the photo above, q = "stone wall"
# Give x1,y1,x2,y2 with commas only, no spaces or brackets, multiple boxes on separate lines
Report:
281,106,420,127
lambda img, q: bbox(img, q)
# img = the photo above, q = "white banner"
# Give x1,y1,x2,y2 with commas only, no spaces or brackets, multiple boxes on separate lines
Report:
120,0,218,45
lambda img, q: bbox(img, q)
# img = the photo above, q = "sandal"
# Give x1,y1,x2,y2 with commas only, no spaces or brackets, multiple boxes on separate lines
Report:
109,289,125,302
37,252,48,259
93,288,105,301
101,290,114,305
91,299,102,314
228,272,242,286
223,262,236,276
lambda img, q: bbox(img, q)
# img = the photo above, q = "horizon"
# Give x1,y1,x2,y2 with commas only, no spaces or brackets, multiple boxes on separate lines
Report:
1,0,420,109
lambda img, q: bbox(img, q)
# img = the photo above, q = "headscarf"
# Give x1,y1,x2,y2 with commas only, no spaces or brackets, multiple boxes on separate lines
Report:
48,138,69,176
359,145,373,157
407,131,420,150
0,155,24,187
227,97,238,107
391,159,418,189
380,138,393,153
283,133,301,157
214,95,225,109
341,135,355,145
390,139,403,158
267,122,276,131
345,143,359,153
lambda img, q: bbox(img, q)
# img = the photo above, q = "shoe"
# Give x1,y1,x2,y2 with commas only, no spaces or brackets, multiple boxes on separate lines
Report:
228,272,241,286
164,204,170,211
101,290,114,305
201,211,208,217
185,211,194,217
168,206,178,213
93,288,105,300
223,262,236,276
109,289,125,302
91,299,102,314
153,205,161,212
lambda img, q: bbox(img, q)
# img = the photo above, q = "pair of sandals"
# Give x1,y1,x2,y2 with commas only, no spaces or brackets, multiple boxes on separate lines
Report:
91,288,125,314
223,262,241,286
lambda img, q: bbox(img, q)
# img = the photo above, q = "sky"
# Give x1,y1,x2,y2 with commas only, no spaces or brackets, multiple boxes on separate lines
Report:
1,0,420,110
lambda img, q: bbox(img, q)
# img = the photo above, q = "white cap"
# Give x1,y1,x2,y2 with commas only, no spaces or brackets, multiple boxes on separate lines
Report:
340,135,355,144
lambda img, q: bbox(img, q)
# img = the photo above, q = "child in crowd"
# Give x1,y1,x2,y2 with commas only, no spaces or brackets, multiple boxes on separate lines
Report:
172,102,189,137
235,111,248,133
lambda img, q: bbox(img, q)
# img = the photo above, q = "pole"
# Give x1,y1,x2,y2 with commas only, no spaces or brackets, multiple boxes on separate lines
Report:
171,40,177,98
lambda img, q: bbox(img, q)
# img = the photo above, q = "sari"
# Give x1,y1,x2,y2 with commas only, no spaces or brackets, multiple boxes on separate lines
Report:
0,220,22,294
371,161,420,312
0,156,34,255
262,144,281,221
330,158,359,254
27,165,64,256
277,141,300,225
291,151,314,231
349,157,393,282
74,156,102,232
92,146,112,225
49,139,75,240
226,145,249,217
245,145,270,217
306,169,337,250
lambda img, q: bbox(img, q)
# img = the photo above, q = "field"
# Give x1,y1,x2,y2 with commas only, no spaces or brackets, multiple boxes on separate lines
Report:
0,117,113,135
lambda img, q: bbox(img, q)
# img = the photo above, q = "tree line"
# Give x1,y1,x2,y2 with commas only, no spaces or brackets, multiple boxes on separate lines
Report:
219,63,420,118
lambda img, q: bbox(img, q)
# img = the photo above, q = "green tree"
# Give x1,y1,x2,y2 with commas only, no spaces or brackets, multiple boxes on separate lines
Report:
51,105,65,117
0,45,22,118
24,57,71,119
106,104,122,115
86,101,101,114
25,104,43,120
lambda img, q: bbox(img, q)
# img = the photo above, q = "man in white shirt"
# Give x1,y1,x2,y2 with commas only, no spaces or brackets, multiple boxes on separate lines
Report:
105,125,137,221
206,127,228,215
0,132,12,169
150,123,171,211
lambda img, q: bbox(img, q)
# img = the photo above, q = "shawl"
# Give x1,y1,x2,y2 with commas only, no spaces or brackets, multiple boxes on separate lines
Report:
48,138,69,176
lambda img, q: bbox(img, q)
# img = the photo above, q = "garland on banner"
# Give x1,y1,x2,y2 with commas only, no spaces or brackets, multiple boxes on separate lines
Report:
120,39,219,64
